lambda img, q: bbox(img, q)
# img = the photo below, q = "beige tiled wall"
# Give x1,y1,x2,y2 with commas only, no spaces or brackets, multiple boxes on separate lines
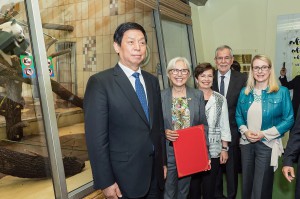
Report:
37,0,159,97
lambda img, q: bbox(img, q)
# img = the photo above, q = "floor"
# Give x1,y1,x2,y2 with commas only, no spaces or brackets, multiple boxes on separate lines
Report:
220,156,296,199
0,112,97,198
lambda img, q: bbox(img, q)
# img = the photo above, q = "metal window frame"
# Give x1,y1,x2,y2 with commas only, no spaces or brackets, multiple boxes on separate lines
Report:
154,0,198,89
24,1,94,198
24,0,68,198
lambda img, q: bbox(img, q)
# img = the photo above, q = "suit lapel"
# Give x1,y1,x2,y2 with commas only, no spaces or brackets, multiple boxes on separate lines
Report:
213,73,219,92
186,87,195,126
164,88,173,130
114,65,149,125
226,70,236,102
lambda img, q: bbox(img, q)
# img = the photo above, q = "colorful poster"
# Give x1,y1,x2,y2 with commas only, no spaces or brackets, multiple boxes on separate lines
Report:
47,57,54,77
20,55,55,78
20,55,35,78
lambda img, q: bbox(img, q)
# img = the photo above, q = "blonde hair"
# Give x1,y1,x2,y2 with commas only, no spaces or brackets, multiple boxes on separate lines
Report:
244,54,279,95
166,57,191,78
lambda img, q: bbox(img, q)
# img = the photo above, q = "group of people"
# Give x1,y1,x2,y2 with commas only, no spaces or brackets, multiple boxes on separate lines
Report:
83,21,299,199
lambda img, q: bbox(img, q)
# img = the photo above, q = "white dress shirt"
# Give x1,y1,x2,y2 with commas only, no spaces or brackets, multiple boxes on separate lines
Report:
217,70,231,97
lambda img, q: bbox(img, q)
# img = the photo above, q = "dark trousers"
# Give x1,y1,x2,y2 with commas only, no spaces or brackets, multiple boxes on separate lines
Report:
121,158,163,199
190,158,220,199
297,156,300,199
215,145,239,199
240,142,274,199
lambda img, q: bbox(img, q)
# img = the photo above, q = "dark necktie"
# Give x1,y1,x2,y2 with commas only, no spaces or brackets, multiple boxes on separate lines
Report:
132,72,149,121
220,75,225,96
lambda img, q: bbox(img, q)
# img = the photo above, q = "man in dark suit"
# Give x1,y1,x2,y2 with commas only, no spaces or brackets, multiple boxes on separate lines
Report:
282,107,300,198
213,45,247,199
84,22,166,199
279,67,300,118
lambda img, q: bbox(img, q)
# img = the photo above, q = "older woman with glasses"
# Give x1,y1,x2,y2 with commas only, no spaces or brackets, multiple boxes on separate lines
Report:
161,57,209,199
236,54,294,199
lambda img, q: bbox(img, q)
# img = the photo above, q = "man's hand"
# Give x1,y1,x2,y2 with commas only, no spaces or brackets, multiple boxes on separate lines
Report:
163,165,167,179
102,183,122,199
282,166,295,183
280,68,286,76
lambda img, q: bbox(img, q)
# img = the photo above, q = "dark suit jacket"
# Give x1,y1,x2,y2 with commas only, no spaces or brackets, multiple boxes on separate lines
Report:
283,107,300,166
84,64,166,198
283,107,300,197
279,75,300,117
212,70,247,146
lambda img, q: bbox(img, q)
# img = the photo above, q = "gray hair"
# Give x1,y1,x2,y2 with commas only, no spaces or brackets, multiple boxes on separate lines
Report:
214,45,233,58
166,57,191,77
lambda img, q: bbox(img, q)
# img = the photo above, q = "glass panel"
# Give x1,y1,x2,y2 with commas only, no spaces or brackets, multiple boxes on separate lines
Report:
37,0,160,197
37,0,91,195
0,1,55,198
161,17,195,87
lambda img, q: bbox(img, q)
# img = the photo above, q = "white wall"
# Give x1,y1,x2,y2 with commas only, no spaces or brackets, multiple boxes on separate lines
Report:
191,0,300,71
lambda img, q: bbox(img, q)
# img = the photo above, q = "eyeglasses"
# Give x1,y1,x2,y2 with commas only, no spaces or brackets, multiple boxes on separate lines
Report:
170,69,189,75
215,56,232,62
252,65,270,72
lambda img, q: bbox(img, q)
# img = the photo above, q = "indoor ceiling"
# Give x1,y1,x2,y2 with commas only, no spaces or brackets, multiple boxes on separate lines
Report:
189,0,208,6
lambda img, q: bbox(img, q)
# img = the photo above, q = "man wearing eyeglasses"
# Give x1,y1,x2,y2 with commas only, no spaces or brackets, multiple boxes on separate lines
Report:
212,45,247,199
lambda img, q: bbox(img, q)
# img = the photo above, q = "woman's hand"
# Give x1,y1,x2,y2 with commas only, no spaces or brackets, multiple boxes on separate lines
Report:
204,160,211,171
165,129,179,141
220,151,228,164
245,130,263,142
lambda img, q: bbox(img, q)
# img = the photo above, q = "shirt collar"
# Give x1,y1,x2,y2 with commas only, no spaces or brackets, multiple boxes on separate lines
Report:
118,62,142,78
218,69,231,79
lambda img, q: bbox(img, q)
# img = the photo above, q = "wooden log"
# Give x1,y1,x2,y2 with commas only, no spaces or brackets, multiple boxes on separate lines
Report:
49,49,71,58
42,23,74,32
45,38,58,51
0,147,85,178
50,79,83,108
4,55,24,140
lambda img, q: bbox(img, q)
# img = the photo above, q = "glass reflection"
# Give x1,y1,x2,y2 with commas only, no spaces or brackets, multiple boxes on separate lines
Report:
0,1,55,198
161,17,195,88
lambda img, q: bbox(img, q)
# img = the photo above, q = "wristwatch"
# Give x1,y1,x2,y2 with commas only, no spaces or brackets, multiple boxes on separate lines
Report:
222,146,229,151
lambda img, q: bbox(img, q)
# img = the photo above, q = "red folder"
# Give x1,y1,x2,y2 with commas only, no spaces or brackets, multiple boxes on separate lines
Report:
173,124,210,177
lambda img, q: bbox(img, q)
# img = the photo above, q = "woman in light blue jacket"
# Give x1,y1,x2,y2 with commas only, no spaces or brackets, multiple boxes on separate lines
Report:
236,54,294,199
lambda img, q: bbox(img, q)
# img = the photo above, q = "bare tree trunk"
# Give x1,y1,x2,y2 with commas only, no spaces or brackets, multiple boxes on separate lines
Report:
3,56,24,140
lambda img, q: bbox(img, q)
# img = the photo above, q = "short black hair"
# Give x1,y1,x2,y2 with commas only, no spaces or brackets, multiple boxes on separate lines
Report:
194,62,215,78
231,60,241,72
113,22,147,46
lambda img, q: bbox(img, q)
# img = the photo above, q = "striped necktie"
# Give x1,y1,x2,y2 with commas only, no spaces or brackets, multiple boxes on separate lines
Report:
220,75,225,96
